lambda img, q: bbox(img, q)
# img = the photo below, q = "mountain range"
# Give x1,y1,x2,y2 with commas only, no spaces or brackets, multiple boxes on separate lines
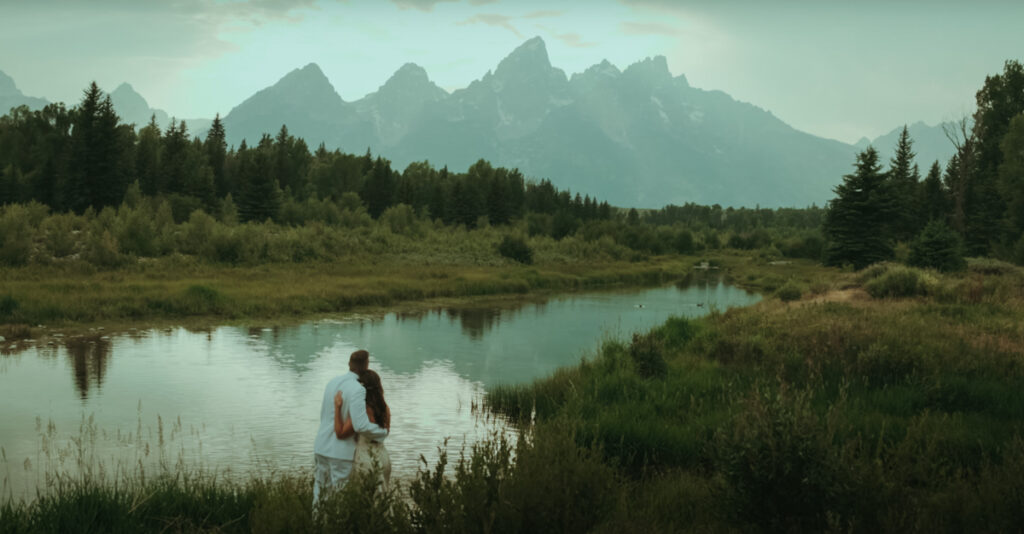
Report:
857,121,959,174
0,37,961,208
0,70,48,115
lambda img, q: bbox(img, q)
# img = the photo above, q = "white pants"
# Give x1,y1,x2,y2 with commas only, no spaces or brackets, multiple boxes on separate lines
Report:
313,453,354,506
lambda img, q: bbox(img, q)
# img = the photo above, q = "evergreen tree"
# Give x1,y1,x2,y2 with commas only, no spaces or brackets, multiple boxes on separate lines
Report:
887,126,920,240
205,114,228,197
966,60,1024,254
998,113,1024,257
919,160,950,224
362,156,395,218
66,83,126,212
824,147,895,269
908,220,966,272
237,134,281,222
136,115,162,196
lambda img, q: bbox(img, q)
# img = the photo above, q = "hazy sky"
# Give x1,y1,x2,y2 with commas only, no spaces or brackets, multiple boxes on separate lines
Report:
1,0,1022,143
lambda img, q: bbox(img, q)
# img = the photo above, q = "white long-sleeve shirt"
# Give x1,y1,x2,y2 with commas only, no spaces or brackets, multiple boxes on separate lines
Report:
314,371,388,460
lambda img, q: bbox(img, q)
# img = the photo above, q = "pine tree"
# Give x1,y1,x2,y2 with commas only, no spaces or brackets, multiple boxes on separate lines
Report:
919,160,950,224
908,220,966,272
136,115,162,196
824,147,896,269
998,113,1024,256
236,135,281,222
966,60,1024,254
66,83,126,212
887,126,920,240
362,157,395,219
205,114,228,197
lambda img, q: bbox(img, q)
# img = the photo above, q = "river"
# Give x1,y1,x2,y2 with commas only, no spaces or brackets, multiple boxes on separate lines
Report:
0,277,758,498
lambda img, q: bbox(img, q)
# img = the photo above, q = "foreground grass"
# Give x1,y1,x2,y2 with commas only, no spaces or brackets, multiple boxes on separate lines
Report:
487,258,1024,532
4,258,1023,532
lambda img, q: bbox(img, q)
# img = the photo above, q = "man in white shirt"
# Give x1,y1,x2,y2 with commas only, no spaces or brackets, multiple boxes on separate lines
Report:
313,349,388,504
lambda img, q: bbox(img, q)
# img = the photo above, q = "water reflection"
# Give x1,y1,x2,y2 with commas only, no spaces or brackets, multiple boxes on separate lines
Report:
1,280,759,497
66,337,112,400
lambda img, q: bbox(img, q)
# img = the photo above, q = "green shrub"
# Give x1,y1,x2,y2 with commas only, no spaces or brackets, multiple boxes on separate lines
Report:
908,220,966,272
0,294,18,319
82,229,125,269
863,265,936,298
649,315,697,350
714,388,871,531
780,234,824,260
0,204,33,265
380,203,419,235
40,213,82,258
775,281,803,302
497,235,534,264
180,210,217,258
673,229,696,254
967,257,1019,275
628,332,668,378
525,213,552,237
116,207,158,257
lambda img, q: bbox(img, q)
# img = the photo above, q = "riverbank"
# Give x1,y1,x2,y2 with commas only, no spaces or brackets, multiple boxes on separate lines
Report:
485,257,1024,531
0,255,697,339
7,258,1020,532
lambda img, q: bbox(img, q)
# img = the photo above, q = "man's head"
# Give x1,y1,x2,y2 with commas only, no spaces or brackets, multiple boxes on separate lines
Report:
348,349,369,373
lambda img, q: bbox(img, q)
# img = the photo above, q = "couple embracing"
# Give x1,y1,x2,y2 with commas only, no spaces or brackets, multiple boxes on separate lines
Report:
312,349,392,503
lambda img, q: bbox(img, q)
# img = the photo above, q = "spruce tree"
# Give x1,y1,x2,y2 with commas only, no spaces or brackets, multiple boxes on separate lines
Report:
238,134,281,222
908,220,966,272
887,126,920,240
824,147,895,269
66,83,125,212
967,60,1024,254
998,113,1024,257
919,160,950,224
205,114,228,197
136,115,162,196
362,157,394,219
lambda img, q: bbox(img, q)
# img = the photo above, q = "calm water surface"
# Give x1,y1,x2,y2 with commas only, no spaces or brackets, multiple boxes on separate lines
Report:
0,279,758,496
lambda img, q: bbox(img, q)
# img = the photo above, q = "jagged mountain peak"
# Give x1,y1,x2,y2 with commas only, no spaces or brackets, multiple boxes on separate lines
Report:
110,82,147,105
495,36,553,78
0,70,22,97
108,81,169,127
623,55,672,84
379,62,446,96
391,62,429,82
276,62,333,90
112,82,137,94
586,59,622,78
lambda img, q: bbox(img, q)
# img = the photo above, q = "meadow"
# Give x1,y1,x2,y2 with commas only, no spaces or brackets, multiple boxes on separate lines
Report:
3,256,1023,532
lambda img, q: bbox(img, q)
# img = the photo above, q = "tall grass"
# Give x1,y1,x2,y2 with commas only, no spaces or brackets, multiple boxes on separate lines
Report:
5,260,1024,531
483,261,1024,531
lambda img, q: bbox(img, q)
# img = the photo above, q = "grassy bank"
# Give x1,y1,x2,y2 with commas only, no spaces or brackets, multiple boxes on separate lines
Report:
5,259,1022,532
486,258,1024,532
0,255,694,334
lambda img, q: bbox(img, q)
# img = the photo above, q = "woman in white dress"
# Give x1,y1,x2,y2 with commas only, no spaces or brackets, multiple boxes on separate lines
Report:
333,369,392,488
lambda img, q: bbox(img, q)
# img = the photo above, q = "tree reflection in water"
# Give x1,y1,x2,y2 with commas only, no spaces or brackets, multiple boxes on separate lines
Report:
65,336,112,400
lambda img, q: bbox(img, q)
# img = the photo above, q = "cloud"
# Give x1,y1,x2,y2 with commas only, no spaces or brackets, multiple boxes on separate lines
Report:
457,14,523,38
547,30,596,48
456,9,564,39
390,0,496,11
523,10,564,19
621,21,679,36
390,0,459,10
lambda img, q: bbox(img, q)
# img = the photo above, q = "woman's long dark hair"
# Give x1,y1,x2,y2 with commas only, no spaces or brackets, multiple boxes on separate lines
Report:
358,370,389,429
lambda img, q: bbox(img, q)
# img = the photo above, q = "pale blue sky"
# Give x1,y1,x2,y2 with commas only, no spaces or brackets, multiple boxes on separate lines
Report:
1,0,1022,143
